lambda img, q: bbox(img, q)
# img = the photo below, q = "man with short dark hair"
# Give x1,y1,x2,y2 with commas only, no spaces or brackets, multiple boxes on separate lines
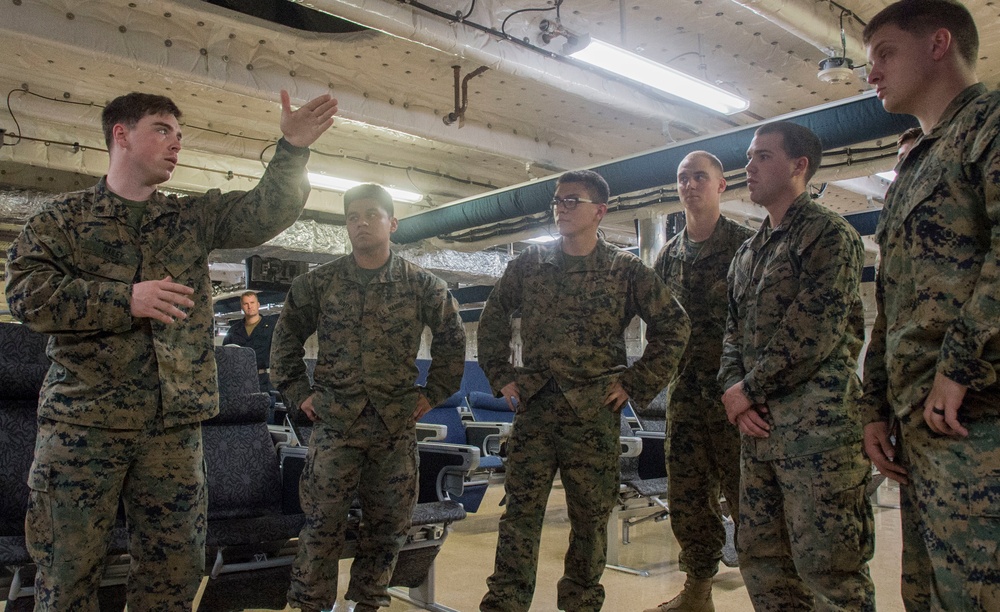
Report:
479,169,690,612
223,290,279,395
645,151,752,612
271,183,466,612
862,0,1000,607
719,121,875,610
5,89,338,610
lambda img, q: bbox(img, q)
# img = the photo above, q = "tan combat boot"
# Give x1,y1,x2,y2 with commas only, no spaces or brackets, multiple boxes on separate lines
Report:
642,576,715,612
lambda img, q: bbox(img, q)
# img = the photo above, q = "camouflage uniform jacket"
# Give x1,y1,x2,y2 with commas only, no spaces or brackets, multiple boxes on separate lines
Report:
719,193,866,460
478,237,690,418
5,139,311,429
270,251,466,436
654,215,753,421
862,83,1000,423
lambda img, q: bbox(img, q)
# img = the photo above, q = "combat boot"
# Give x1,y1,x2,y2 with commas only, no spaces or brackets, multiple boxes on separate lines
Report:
642,576,715,612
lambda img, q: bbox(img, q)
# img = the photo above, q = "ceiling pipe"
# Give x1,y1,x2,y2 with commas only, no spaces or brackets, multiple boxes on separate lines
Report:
392,92,917,244
727,0,866,62
0,0,592,171
302,0,723,132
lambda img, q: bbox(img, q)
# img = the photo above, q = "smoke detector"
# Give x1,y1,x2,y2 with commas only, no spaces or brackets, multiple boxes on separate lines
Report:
817,56,855,83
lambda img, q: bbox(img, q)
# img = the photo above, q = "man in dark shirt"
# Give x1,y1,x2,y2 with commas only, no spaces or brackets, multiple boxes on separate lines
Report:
223,291,279,394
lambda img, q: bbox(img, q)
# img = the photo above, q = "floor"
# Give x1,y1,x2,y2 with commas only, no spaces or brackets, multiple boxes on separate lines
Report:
235,477,906,612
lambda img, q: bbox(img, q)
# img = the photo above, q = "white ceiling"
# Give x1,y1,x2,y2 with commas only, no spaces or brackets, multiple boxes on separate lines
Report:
1,0,998,254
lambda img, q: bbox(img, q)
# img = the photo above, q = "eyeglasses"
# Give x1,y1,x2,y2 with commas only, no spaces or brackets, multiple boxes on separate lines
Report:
551,196,597,210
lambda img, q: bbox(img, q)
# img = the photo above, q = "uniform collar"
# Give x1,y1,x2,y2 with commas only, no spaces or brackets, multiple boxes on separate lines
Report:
91,177,178,221
926,83,988,140
540,237,616,269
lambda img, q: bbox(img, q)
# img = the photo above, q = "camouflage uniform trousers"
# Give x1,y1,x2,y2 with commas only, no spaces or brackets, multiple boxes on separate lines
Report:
739,441,875,611
665,406,741,579
480,385,619,612
26,417,206,612
287,403,418,612
896,409,1000,610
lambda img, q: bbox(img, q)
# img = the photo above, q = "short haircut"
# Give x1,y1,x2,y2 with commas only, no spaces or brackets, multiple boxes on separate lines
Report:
240,291,258,300
102,93,181,148
680,150,724,175
343,183,394,218
556,169,610,204
897,127,923,147
863,0,979,67
755,121,824,182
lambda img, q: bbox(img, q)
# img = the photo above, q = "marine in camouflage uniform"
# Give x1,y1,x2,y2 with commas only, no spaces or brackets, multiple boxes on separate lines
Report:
650,152,752,611
719,123,874,611
862,2,1000,608
272,185,465,612
4,90,336,611
478,170,690,612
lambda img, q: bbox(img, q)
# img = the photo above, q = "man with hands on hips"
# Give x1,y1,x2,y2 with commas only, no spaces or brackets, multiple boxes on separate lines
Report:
478,169,690,612
5,88,337,611
270,183,466,612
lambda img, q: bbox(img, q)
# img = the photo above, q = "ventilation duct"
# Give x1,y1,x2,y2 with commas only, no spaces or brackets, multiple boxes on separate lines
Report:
392,93,917,244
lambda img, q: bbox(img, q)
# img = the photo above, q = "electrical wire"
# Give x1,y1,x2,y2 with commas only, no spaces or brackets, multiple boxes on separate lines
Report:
3,88,498,191
460,0,476,21
501,5,557,38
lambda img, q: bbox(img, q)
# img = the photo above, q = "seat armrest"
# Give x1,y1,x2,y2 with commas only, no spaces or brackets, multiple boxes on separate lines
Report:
620,436,642,458
464,422,511,456
416,423,447,442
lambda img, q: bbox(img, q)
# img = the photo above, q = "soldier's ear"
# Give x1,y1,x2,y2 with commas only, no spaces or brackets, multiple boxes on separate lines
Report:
388,216,399,234
112,123,129,149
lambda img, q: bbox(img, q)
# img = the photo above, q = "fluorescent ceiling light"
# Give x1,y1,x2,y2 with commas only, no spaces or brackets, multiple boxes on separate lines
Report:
570,39,750,115
307,172,423,203
876,171,897,182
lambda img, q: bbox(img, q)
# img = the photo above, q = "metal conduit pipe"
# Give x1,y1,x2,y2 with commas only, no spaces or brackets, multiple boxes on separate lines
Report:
392,93,918,244
726,0,866,61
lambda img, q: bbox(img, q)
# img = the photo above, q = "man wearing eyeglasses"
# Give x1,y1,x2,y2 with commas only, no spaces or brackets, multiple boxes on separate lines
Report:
478,169,691,612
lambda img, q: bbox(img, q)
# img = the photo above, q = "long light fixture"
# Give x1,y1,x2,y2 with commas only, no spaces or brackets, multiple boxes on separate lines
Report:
570,40,750,115
307,173,424,203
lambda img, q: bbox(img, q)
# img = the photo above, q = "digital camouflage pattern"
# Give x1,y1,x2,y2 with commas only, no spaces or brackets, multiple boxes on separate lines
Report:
27,419,206,612
738,441,874,612
271,251,465,611
655,216,754,421
6,138,311,429
862,83,1000,609
270,251,466,435
478,238,690,612
286,406,418,612
477,238,690,415
719,193,867,461
719,193,874,610
5,137,311,611
654,216,752,580
480,387,619,612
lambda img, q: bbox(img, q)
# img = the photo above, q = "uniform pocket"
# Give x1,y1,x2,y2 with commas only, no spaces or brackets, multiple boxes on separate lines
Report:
25,462,54,567
808,465,875,573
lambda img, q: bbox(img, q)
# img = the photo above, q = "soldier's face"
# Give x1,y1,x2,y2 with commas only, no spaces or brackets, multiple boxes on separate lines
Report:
346,198,397,251
676,155,726,215
866,24,935,116
745,132,802,207
115,112,182,187
241,295,259,318
552,182,606,240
